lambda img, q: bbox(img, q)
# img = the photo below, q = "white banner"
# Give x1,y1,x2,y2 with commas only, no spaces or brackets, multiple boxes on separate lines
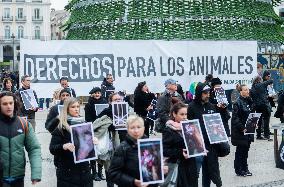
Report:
20,39,257,98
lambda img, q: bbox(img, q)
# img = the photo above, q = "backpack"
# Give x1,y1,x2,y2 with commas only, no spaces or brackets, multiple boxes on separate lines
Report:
18,116,29,134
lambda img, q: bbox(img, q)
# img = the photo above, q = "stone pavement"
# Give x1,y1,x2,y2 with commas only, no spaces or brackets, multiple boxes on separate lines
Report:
23,108,284,187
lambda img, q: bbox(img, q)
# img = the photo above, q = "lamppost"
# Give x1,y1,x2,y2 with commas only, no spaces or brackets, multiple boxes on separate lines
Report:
11,33,15,71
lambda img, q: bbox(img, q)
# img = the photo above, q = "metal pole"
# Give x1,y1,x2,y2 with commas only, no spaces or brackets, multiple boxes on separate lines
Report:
11,33,15,72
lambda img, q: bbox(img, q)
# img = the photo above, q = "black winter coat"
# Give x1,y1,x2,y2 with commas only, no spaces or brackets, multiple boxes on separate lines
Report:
231,96,255,146
108,134,157,187
134,91,156,117
250,80,273,112
49,120,92,187
101,80,115,99
162,127,198,187
275,91,284,123
84,97,107,122
45,101,63,133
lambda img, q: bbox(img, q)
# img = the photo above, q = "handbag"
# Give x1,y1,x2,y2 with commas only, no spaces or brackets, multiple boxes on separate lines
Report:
213,142,230,157
160,162,178,187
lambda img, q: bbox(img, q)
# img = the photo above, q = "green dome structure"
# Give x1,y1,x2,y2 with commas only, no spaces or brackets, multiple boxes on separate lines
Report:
64,0,284,44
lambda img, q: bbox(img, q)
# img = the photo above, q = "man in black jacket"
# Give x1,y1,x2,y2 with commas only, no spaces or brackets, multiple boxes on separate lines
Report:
101,74,115,99
15,75,39,131
187,82,222,187
251,75,274,140
45,88,71,133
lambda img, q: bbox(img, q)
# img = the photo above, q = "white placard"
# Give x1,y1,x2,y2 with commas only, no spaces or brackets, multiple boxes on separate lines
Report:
20,40,257,97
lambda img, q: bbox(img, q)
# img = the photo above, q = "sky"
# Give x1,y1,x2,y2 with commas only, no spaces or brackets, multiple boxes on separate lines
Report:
50,0,69,10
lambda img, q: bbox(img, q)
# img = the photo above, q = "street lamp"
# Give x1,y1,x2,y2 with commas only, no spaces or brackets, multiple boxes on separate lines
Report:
11,33,15,71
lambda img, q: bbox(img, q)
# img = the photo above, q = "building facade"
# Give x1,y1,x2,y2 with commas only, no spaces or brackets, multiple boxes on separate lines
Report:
50,8,69,40
0,0,51,70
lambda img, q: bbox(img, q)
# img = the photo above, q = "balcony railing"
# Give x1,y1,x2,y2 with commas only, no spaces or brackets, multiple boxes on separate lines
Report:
2,16,13,22
32,0,42,2
16,0,25,2
2,0,12,2
15,16,26,22
0,36,51,42
32,16,43,21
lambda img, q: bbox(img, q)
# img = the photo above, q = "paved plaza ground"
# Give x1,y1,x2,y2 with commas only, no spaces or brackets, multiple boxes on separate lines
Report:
23,108,284,187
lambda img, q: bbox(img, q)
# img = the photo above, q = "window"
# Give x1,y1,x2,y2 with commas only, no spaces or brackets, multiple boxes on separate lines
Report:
18,8,23,18
4,25,10,39
34,26,40,39
18,26,24,38
4,8,10,18
34,8,40,19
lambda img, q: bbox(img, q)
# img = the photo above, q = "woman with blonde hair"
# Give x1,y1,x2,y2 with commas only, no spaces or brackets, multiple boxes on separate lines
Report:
49,97,97,187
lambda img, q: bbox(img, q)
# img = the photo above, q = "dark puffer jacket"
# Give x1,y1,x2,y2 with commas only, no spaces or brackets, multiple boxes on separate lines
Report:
275,90,284,123
134,91,156,117
108,134,157,187
84,96,107,122
45,101,63,133
231,96,255,146
162,127,198,187
49,118,92,187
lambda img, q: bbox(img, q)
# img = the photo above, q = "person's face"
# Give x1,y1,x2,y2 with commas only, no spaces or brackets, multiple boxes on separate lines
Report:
106,75,114,84
142,85,148,92
68,102,80,117
0,96,14,117
5,80,12,89
127,120,145,140
59,92,70,101
111,94,122,103
167,83,177,93
265,75,271,80
173,107,187,123
92,91,102,100
240,86,250,98
22,77,31,88
60,80,69,88
201,91,210,103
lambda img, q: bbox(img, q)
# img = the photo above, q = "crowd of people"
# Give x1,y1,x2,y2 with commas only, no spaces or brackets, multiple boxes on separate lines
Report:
0,70,283,187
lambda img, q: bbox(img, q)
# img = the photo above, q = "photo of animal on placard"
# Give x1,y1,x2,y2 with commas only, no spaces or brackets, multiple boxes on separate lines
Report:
112,102,128,130
214,86,228,106
70,122,97,164
203,113,229,144
181,120,207,158
244,113,262,135
138,139,164,185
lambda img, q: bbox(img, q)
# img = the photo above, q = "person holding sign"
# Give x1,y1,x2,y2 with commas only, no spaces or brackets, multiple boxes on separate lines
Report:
108,115,158,187
15,75,39,131
231,84,255,177
45,88,71,133
187,82,222,187
49,98,97,187
101,74,115,100
162,102,198,187
84,87,107,181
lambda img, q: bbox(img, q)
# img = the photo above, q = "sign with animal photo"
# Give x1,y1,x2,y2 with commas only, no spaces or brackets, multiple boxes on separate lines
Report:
214,86,228,106
203,113,229,144
20,89,38,110
138,138,164,185
70,122,97,163
146,99,158,121
112,102,128,130
181,120,207,158
244,113,261,135
95,104,109,116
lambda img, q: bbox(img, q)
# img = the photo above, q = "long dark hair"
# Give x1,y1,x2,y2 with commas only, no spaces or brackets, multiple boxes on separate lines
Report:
134,81,147,95
0,91,21,116
2,78,13,89
170,102,187,120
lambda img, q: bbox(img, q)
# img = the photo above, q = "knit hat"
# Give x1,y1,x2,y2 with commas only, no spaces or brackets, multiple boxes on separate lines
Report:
89,87,101,94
